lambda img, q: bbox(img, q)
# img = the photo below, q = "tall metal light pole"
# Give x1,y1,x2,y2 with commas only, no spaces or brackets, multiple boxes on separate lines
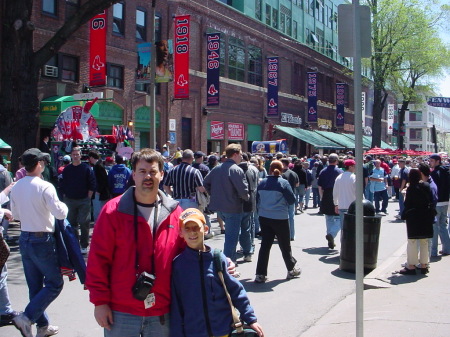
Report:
148,0,157,149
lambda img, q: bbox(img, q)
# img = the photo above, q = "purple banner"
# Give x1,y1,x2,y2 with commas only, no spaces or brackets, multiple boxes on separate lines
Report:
336,83,345,126
206,33,220,106
267,57,279,116
427,97,450,108
307,72,317,122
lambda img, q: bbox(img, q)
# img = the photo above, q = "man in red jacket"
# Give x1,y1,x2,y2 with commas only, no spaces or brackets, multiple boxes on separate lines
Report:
86,149,185,337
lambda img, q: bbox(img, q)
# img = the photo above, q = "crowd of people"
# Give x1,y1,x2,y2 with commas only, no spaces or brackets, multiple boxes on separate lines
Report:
0,142,449,337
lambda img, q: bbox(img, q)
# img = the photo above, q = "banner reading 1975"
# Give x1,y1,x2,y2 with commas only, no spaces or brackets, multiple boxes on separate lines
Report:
206,33,220,106
173,15,190,99
267,57,279,116
307,72,317,123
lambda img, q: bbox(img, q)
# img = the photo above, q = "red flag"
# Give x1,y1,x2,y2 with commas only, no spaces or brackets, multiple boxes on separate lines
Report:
173,15,190,99
89,11,107,86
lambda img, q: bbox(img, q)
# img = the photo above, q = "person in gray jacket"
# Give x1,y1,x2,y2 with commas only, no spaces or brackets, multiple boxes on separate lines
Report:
204,144,249,263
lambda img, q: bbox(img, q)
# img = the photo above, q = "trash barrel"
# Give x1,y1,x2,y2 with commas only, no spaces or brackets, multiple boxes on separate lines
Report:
339,200,382,273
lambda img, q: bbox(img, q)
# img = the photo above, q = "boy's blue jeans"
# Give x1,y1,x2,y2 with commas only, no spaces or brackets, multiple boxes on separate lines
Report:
105,311,170,337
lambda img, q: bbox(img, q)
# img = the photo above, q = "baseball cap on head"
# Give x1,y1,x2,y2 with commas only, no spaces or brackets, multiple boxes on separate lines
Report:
179,208,206,228
429,153,441,161
194,151,206,159
344,159,356,167
22,148,46,167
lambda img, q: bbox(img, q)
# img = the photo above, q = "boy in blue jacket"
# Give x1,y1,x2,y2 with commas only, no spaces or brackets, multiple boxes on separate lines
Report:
170,208,264,337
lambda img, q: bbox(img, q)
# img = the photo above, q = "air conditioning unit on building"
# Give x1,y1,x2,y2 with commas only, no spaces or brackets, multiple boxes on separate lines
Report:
44,65,58,77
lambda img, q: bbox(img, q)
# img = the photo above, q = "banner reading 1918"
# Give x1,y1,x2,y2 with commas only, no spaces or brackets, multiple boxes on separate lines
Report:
307,72,318,122
206,33,220,106
173,15,190,99
336,83,345,126
267,57,279,116
89,11,107,87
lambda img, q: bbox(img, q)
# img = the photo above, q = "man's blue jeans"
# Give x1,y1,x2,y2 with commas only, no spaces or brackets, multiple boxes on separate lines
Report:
19,232,63,327
0,264,12,315
325,215,341,238
239,212,253,256
312,187,320,207
374,189,389,213
105,311,170,337
65,197,91,248
218,211,249,262
304,187,311,208
175,198,198,210
399,192,405,216
338,209,348,232
365,182,374,202
288,203,295,239
431,205,450,256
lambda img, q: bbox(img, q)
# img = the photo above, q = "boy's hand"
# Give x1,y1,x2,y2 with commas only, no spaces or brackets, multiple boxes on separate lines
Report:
226,258,236,276
94,304,114,330
250,322,264,336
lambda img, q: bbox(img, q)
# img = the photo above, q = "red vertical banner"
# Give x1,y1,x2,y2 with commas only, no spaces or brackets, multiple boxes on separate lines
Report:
89,11,107,87
173,15,190,99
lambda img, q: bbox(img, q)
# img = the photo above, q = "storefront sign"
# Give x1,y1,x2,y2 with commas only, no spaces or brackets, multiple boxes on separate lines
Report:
206,32,220,106
427,97,450,108
281,113,302,125
173,15,190,99
73,92,103,101
210,121,224,140
89,10,107,86
336,83,345,126
318,118,332,130
267,57,279,116
361,91,366,127
387,104,394,135
307,72,317,122
227,122,244,140
344,123,355,132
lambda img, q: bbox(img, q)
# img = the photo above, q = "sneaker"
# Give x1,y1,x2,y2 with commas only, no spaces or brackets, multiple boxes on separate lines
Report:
243,255,252,262
286,266,302,279
378,212,387,216
0,310,19,327
36,325,59,337
254,275,267,283
325,234,335,249
394,214,401,220
12,312,33,337
80,247,88,254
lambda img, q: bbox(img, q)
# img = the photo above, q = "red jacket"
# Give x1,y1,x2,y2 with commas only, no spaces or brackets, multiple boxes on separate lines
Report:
86,188,185,316
380,162,391,175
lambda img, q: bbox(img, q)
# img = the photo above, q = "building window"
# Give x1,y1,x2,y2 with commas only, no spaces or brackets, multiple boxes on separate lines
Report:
272,8,278,29
280,13,286,33
286,17,292,36
409,111,422,121
136,9,147,41
155,15,161,42
113,2,125,36
43,0,57,15
228,37,245,82
293,20,298,39
107,64,124,88
255,0,262,21
248,45,262,86
409,128,422,141
61,55,78,81
265,4,272,26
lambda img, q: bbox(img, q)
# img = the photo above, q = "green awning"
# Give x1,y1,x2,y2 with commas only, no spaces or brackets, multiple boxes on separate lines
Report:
380,139,394,150
0,139,11,149
314,130,357,149
275,125,345,150
94,101,123,129
340,133,371,149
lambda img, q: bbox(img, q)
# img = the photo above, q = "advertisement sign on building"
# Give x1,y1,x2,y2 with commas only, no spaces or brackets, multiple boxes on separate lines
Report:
174,15,190,99
361,91,366,128
210,121,225,139
206,33,220,106
307,72,317,122
89,11,107,86
336,83,345,126
387,104,394,135
267,57,279,116
227,123,244,140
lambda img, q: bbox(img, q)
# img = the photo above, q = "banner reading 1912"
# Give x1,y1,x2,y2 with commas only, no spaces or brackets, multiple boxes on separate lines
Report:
89,11,107,87
307,72,317,122
174,15,190,99
206,33,220,106
336,83,345,126
267,57,279,116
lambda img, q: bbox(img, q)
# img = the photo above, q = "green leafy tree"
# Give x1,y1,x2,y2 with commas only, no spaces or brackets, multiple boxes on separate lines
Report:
365,0,449,148
0,0,120,170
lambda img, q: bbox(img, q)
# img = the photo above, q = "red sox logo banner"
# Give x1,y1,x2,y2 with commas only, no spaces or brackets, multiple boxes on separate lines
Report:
174,15,190,99
207,33,220,106
336,83,345,126
89,11,106,87
267,57,279,116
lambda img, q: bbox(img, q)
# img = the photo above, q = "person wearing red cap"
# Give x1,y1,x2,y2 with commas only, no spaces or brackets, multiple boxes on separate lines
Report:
333,159,356,236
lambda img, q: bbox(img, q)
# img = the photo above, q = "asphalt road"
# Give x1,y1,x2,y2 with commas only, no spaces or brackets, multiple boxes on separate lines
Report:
2,199,406,337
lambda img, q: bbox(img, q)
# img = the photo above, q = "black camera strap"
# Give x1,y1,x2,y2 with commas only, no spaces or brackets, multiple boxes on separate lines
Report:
133,190,158,275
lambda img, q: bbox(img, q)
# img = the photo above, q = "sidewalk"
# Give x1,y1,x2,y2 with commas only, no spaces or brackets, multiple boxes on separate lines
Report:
302,241,450,337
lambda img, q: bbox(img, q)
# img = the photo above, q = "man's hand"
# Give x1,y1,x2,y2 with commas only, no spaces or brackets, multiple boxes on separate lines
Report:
94,304,114,331
3,209,13,221
3,182,15,196
250,322,265,337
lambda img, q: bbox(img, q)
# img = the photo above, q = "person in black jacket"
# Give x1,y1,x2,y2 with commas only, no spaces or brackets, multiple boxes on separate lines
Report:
88,151,110,223
399,168,436,275
429,153,450,256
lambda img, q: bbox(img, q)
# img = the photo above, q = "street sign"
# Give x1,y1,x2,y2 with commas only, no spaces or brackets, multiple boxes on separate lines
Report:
169,132,176,143
338,5,372,58
72,92,103,100
169,119,176,131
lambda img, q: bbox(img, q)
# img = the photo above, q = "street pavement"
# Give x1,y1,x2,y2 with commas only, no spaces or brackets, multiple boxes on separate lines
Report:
2,197,449,337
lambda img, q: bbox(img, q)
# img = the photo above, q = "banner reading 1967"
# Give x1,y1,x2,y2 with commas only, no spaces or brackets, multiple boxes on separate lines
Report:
89,11,107,87
173,15,190,99
267,57,279,116
206,33,220,106
336,83,345,126
307,72,317,123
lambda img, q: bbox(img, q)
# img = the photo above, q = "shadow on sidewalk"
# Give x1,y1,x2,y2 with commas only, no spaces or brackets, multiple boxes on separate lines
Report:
241,278,289,293
387,273,427,285
302,247,337,256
